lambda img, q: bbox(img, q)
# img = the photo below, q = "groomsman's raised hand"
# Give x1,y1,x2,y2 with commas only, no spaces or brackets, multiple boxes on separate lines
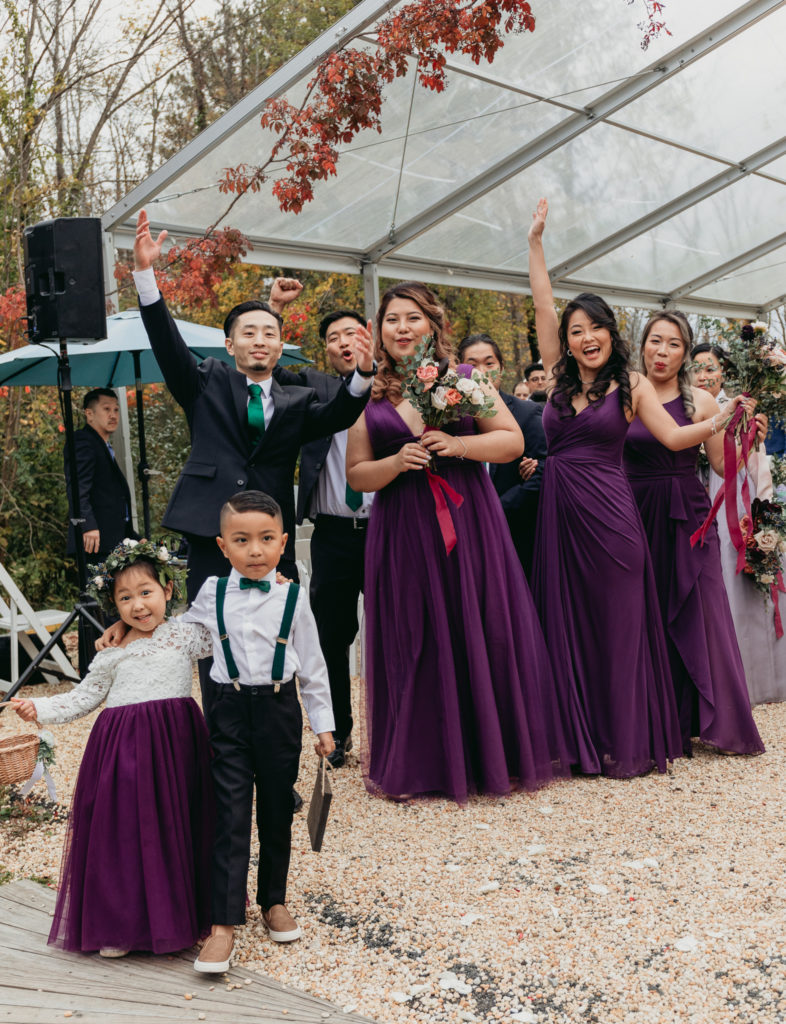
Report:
134,209,168,270
354,320,375,374
268,277,304,313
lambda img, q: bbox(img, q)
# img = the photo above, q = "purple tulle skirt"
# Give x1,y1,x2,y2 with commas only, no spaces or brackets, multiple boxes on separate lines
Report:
49,697,214,954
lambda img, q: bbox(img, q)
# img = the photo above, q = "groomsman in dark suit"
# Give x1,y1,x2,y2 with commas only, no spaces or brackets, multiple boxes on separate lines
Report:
65,388,136,561
130,210,373,605
272,301,375,768
459,334,547,579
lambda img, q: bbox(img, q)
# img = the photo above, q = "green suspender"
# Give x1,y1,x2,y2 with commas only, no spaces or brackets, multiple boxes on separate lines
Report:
215,577,299,693
272,582,300,687
215,576,240,690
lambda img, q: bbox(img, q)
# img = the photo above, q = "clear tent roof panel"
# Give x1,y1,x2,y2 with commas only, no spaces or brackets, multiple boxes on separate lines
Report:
105,0,786,316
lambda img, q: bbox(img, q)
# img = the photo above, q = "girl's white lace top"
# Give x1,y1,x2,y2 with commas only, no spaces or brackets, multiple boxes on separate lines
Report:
30,619,213,725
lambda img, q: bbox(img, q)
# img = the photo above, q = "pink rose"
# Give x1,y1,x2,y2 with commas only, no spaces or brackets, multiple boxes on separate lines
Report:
445,388,463,406
417,364,439,383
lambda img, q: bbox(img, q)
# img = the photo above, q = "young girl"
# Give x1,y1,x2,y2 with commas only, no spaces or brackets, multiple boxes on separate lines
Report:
12,539,214,958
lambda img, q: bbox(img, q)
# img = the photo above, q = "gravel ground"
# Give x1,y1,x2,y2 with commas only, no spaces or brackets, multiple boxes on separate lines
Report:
2,666,786,1024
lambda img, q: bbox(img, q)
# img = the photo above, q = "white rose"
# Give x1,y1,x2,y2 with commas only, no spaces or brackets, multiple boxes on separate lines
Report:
779,539,786,553
431,386,448,411
38,730,55,746
754,529,780,553
760,573,776,584
93,576,104,589
471,389,485,405
752,321,768,333
157,545,169,561
125,539,139,549
456,378,474,395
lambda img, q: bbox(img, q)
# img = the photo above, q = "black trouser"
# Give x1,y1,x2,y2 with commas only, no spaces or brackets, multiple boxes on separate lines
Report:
208,680,302,923
504,493,541,582
184,533,298,725
309,515,366,743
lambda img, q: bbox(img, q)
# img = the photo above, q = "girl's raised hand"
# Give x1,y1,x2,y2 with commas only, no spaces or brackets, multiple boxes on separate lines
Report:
528,197,549,244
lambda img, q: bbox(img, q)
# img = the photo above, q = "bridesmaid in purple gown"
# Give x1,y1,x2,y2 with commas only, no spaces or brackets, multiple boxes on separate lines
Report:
345,281,570,802
623,312,764,755
527,198,752,778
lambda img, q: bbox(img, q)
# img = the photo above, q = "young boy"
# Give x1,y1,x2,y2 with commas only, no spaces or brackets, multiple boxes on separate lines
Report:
181,490,335,973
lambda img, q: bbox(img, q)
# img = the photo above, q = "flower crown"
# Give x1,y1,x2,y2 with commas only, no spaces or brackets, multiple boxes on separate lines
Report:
86,538,187,616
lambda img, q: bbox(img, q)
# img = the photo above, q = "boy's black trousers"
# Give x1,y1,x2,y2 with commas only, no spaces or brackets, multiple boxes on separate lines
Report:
207,679,302,923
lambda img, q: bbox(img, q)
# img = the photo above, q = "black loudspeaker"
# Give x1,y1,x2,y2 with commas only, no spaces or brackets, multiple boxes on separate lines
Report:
23,217,107,343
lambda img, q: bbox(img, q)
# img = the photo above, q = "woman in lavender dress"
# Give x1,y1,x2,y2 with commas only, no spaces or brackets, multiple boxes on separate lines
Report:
345,281,570,802
623,312,763,755
527,198,751,778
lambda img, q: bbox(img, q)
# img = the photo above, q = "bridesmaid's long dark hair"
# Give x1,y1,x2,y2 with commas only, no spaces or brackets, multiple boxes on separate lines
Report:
551,293,633,419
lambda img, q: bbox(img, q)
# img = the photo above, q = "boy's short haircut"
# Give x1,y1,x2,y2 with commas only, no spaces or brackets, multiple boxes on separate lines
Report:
223,301,283,339
83,387,118,410
220,490,283,531
318,309,365,340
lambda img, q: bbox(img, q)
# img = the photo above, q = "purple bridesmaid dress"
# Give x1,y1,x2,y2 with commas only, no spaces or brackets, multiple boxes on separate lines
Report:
533,388,684,777
624,396,764,755
361,397,571,802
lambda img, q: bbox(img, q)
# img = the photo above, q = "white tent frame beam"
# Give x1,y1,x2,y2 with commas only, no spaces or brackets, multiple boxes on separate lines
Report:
550,135,786,282
669,230,786,302
361,0,783,265
101,0,398,233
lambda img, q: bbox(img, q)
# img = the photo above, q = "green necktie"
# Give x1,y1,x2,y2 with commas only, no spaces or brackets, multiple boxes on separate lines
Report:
239,577,271,592
247,383,266,439
345,481,363,512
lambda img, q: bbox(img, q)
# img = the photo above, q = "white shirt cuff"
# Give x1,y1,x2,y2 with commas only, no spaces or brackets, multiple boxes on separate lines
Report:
347,370,373,397
132,267,160,307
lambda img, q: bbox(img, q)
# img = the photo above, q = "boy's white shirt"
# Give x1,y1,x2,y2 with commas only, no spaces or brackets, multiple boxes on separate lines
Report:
182,567,335,736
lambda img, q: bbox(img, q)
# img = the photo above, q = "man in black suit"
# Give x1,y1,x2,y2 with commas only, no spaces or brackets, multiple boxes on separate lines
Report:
65,388,136,561
273,306,374,768
459,334,547,579
131,209,373,602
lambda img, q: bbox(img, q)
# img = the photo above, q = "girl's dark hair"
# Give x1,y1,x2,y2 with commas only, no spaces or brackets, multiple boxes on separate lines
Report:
372,281,453,404
551,293,632,418
638,311,695,417
457,333,504,367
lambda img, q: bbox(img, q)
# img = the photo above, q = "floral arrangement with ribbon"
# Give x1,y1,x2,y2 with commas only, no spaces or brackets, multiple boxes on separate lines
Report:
86,537,187,615
740,498,786,637
398,336,497,554
692,322,786,633
19,728,57,801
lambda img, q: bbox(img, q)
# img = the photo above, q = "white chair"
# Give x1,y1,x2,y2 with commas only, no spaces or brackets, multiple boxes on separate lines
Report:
0,562,79,694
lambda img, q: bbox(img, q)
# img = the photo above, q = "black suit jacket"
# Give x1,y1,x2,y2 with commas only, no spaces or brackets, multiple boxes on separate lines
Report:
489,392,547,510
273,364,345,524
141,297,369,563
64,425,134,555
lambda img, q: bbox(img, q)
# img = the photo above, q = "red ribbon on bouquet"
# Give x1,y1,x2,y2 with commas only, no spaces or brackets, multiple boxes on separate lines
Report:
690,397,758,570
425,467,464,555
771,572,786,640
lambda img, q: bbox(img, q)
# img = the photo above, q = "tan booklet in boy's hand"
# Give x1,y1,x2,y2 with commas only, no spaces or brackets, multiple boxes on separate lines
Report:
307,756,333,852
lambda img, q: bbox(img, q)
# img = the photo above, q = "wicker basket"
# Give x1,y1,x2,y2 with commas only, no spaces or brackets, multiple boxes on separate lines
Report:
0,702,40,786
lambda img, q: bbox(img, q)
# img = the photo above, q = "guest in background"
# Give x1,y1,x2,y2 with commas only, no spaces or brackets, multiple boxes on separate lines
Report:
273,302,377,769
692,342,786,705
624,313,764,755
458,333,547,579
65,388,136,562
524,362,547,393
513,380,530,400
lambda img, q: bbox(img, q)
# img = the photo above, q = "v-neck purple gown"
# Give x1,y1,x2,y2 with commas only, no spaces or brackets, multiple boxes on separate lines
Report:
624,396,763,755
533,389,684,777
361,397,570,802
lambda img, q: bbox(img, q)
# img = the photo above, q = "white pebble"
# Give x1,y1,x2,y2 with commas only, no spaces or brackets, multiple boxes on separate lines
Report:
459,912,483,926
478,880,500,894
473,823,490,831
537,805,554,815
675,935,699,952
512,1011,539,1023
642,857,659,869
588,883,609,895
445,863,461,872
439,971,473,994
527,844,547,856
389,990,410,1003
623,860,645,870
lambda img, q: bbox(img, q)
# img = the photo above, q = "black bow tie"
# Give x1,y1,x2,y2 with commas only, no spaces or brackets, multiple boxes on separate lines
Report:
239,577,270,592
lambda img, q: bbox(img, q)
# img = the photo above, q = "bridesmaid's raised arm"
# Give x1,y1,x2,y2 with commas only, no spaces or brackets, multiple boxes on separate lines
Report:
528,198,561,380
632,373,752,451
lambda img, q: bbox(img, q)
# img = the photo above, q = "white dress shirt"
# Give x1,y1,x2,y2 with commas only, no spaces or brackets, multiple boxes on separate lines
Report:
309,427,373,518
182,567,335,735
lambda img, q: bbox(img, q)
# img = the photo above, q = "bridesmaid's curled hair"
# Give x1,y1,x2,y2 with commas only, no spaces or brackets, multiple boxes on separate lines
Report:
372,281,453,404
551,293,632,418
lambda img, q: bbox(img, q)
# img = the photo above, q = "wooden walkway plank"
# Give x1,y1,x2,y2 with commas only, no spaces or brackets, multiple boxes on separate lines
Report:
0,881,374,1024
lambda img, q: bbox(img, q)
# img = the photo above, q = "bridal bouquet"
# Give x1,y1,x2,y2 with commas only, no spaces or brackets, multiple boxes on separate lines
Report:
740,497,786,636
723,321,786,436
399,336,497,428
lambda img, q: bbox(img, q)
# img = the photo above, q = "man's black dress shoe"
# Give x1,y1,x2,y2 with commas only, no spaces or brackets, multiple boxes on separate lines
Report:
292,788,303,812
327,735,354,769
